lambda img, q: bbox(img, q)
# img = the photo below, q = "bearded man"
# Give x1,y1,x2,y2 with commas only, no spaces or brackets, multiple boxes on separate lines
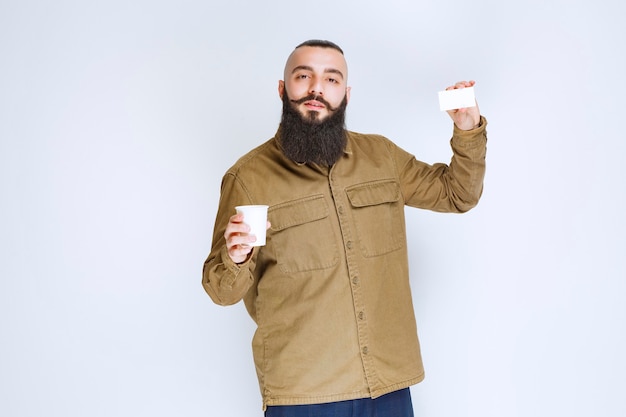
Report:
202,39,488,417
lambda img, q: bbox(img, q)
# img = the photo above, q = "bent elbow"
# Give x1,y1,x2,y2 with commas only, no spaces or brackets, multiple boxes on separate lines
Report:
454,186,483,213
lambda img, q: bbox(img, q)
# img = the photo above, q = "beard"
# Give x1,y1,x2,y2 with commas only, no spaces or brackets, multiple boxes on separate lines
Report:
278,90,348,167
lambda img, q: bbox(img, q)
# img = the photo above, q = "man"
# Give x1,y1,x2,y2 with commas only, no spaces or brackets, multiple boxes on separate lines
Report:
203,39,487,416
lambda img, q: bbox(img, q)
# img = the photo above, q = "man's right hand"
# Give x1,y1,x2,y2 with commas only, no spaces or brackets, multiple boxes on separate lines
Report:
224,213,271,264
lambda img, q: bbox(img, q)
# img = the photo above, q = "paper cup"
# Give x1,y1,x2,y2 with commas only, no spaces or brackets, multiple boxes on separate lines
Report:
235,205,269,246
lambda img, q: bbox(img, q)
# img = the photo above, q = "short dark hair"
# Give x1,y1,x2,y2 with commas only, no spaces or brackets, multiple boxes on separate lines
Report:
295,39,344,55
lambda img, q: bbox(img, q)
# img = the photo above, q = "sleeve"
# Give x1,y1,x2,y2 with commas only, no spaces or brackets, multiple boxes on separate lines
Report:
201,172,259,306
398,116,488,213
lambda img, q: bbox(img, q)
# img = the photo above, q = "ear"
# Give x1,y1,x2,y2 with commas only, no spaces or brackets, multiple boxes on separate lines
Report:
345,86,351,103
278,80,285,99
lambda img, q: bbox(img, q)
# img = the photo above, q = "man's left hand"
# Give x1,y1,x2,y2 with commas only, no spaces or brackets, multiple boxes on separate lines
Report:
446,80,481,131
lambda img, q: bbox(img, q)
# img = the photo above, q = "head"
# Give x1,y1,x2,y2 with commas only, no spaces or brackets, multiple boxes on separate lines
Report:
278,40,350,122
277,40,351,166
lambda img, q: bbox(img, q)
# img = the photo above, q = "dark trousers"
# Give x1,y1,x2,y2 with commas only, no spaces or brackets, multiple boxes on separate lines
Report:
265,388,414,417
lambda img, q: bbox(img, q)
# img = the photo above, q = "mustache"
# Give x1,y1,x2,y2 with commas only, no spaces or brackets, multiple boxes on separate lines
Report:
289,94,338,111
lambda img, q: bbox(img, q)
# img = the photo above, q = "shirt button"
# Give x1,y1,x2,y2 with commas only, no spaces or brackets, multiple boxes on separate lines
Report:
338,206,344,214
362,346,369,355
347,241,353,249
352,277,359,285
358,311,365,320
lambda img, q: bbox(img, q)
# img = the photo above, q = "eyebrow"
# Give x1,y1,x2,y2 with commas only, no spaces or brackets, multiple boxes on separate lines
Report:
291,65,345,80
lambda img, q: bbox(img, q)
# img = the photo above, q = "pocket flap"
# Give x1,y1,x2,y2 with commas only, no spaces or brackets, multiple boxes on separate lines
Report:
346,180,401,207
270,195,329,231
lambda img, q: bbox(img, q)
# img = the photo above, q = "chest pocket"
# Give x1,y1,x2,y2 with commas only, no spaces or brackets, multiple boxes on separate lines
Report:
270,195,339,274
346,180,405,257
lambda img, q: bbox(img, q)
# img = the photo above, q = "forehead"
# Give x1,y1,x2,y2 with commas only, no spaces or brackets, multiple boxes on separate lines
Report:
284,46,348,78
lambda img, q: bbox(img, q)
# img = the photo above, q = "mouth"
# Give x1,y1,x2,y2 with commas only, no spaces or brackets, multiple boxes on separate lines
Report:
303,100,326,110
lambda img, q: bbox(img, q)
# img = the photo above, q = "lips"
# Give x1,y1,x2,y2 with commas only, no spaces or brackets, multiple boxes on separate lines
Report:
290,94,333,110
304,100,325,109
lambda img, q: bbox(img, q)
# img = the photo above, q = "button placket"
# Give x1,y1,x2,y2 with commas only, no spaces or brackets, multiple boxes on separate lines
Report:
328,170,377,391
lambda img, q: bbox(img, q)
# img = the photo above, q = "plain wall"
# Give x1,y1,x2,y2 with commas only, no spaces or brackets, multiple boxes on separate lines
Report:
1,0,624,416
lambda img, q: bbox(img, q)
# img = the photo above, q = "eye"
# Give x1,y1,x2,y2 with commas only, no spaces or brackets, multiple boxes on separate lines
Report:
327,78,338,84
296,74,310,80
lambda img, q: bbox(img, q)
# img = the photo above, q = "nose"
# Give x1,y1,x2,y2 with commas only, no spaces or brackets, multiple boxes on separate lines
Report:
309,78,324,97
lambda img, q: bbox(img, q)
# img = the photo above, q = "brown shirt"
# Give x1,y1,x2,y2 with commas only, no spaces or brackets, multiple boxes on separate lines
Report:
202,117,487,409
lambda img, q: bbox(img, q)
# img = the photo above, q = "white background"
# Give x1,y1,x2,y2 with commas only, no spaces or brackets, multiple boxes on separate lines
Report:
1,1,624,416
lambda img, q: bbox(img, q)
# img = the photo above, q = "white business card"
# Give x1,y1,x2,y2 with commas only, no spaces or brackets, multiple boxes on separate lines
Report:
438,87,476,111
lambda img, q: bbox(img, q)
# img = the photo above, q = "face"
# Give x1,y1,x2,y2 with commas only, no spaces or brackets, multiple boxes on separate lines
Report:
278,46,351,122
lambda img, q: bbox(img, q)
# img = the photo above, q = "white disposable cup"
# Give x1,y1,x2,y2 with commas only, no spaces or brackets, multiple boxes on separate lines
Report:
235,205,269,246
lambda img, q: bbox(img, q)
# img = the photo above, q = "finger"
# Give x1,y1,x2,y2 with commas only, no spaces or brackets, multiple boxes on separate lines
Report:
446,80,476,91
224,222,250,240
229,213,245,224
225,231,257,251
224,221,253,252
231,236,256,250
445,83,466,91
228,243,254,263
